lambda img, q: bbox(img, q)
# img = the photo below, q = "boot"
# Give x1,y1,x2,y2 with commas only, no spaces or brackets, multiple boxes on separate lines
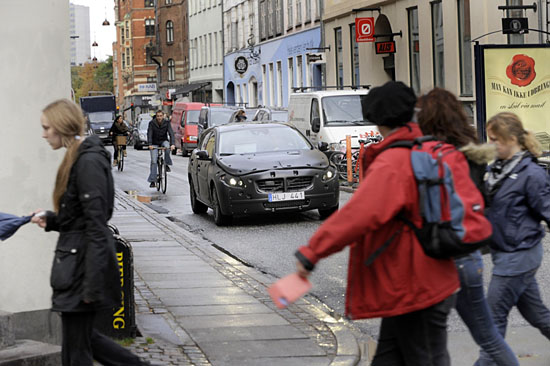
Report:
113,160,118,167
123,150,127,157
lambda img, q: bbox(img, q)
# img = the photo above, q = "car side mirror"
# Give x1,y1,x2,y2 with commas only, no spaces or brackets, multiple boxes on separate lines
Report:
196,150,210,160
317,141,328,151
311,117,320,133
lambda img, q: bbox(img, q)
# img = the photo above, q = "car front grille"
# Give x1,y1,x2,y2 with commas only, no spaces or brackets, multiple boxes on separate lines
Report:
264,199,310,209
256,176,313,193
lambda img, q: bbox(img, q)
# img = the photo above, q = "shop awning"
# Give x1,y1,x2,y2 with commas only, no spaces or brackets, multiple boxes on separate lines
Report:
173,82,210,97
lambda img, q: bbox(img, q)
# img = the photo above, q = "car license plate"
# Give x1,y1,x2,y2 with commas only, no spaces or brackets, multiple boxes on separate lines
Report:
268,192,305,202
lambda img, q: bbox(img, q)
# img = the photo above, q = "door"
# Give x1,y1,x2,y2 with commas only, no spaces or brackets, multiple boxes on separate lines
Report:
197,132,216,202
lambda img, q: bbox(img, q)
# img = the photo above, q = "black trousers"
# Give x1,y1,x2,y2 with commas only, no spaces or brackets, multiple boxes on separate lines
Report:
61,312,147,366
113,142,126,160
371,294,456,366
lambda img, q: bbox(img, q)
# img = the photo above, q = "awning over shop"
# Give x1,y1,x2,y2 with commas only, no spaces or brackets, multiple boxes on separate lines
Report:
173,82,210,97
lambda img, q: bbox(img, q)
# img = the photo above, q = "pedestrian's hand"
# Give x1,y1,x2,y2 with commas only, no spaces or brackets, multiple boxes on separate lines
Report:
296,261,311,278
30,209,47,228
170,145,175,150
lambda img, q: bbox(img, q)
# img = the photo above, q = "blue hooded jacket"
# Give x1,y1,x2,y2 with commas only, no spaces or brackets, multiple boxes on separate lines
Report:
486,154,550,253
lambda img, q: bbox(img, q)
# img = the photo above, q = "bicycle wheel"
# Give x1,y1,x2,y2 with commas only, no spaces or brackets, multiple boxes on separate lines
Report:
161,158,167,193
117,149,124,172
156,157,162,192
330,152,348,181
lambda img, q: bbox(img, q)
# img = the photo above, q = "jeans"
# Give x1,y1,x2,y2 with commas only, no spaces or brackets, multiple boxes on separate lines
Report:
454,253,518,366
477,269,550,365
61,312,148,366
147,141,172,182
371,294,456,366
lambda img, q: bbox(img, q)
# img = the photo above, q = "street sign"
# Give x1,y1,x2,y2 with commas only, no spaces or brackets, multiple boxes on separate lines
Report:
307,52,325,64
355,17,375,42
375,41,396,54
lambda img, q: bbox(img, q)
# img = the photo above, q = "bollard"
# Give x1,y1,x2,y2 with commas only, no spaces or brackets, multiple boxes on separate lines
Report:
346,135,353,184
95,232,137,339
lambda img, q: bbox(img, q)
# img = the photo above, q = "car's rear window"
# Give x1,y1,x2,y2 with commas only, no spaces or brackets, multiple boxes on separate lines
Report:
219,126,311,154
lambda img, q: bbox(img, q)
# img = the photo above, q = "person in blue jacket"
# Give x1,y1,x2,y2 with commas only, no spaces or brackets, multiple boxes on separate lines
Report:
478,112,550,365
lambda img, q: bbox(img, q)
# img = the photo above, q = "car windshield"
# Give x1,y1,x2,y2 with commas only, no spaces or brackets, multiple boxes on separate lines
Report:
186,110,200,125
139,120,149,130
219,126,311,154
322,95,374,126
210,110,235,127
88,111,114,123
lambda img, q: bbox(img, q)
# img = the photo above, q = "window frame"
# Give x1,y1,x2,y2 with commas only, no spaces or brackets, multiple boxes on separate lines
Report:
144,0,154,7
167,58,176,81
431,0,445,88
145,18,155,37
334,27,343,88
457,0,473,96
166,20,174,43
408,7,420,94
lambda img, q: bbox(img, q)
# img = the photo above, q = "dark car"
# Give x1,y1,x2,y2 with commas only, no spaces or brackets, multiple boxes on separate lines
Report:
132,119,150,150
197,105,238,138
188,122,340,225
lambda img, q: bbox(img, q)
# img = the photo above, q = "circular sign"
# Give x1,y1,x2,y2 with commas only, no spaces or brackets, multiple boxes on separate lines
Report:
506,54,536,87
235,56,248,74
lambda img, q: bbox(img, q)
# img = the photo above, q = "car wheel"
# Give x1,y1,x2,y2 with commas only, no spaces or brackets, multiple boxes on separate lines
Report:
134,141,139,150
181,148,188,157
211,185,232,226
189,179,207,214
318,205,339,219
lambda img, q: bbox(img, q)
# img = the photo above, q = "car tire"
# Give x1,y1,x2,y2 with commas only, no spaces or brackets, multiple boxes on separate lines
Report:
181,147,188,157
211,185,232,226
134,141,139,150
189,179,207,214
318,205,339,219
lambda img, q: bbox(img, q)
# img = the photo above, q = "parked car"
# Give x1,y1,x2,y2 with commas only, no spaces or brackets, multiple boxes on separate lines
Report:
252,107,289,122
132,119,150,150
171,101,204,157
197,105,238,139
188,122,340,225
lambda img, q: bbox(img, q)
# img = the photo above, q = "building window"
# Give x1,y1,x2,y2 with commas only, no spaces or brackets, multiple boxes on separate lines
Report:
262,64,267,105
305,0,311,22
350,23,360,86
259,0,267,40
335,27,343,88
166,21,174,43
296,55,303,88
315,0,320,20
145,19,155,36
507,0,524,44
122,52,126,68
268,0,275,37
145,0,154,7
277,61,283,106
458,0,472,96
209,33,213,65
288,57,294,92
269,63,275,106
231,22,238,50
276,0,283,35
287,0,293,29
121,28,125,43
296,0,302,25
408,7,420,94
126,49,131,68
147,76,157,82
167,59,175,81
125,21,129,39
431,1,445,87
166,0,172,4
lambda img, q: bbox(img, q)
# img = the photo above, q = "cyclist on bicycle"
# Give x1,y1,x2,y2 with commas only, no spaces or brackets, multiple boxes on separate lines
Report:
108,115,129,167
147,110,175,188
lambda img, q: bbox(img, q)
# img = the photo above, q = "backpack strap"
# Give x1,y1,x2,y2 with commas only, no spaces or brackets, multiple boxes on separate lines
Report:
384,135,437,151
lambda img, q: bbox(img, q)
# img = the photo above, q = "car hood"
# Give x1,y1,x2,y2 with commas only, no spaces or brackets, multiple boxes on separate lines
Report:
216,149,329,176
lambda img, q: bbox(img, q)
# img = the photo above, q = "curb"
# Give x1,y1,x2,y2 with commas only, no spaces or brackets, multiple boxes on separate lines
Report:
115,188,362,366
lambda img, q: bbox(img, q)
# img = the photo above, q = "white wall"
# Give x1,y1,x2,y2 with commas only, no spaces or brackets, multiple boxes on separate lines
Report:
0,0,71,312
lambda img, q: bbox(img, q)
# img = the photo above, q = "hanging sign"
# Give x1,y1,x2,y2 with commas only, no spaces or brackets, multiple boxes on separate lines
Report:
375,41,396,54
355,17,375,42
235,56,249,74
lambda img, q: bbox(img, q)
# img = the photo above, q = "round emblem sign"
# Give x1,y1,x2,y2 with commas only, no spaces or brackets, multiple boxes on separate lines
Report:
506,54,536,87
235,56,248,74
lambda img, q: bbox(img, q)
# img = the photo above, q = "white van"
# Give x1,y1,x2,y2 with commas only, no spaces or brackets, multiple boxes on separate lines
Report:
287,89,380,153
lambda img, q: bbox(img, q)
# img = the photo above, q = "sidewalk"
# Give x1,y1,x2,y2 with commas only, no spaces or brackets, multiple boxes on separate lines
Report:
110,189,363,366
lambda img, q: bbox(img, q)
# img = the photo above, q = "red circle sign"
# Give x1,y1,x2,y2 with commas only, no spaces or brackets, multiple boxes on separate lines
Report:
506,54,536,87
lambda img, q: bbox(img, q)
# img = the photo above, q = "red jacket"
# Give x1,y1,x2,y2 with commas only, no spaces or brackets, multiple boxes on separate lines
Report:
297,123,459,319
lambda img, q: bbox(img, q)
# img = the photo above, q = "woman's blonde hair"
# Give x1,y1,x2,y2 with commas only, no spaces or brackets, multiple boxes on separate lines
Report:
487,112,542,158
42,99,85,212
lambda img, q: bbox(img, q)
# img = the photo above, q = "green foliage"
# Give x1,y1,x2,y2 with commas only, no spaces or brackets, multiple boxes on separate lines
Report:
115,337,135,347
145,337,155,345
73,57,114,105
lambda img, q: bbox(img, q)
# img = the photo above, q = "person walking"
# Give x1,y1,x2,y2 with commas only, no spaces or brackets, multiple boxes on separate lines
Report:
109,115,129,166
416,88,518,366
295,81,460,366
147,110,175,188
31,99,150,366
476,112,550,365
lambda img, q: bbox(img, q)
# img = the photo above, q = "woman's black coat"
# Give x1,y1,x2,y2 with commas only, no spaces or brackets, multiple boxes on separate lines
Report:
45,135,120,312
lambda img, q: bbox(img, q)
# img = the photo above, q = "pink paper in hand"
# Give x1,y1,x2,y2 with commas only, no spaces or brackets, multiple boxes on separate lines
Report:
268,273,312,309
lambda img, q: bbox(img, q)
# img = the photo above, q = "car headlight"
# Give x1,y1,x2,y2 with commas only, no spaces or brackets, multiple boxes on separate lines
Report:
328,142,345,152
322,166,338,182
221,174,244,187
139,133,146,139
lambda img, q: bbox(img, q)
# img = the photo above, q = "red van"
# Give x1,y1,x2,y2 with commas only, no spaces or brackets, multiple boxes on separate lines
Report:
171,102,204,157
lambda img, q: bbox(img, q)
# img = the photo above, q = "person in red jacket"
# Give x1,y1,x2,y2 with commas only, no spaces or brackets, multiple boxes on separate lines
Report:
295,81,460,366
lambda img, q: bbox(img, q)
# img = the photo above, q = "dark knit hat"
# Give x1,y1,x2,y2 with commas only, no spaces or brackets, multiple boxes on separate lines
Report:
362,81,417,128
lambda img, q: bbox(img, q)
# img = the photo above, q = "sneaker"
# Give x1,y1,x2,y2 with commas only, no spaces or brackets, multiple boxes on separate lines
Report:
166,166,171,172
123,150,127,157
149,182,155,188
113,160,118,167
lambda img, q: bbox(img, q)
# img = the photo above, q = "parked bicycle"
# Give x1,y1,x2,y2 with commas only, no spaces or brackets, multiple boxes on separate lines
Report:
114,134,127,172
329,135,382,182
152,146,168,193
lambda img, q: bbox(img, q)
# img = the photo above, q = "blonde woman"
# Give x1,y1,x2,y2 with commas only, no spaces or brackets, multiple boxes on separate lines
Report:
31,99,149,365
477,112,550,365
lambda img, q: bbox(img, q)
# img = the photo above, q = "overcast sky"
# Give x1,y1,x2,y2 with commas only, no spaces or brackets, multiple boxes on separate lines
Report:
71,0,116,61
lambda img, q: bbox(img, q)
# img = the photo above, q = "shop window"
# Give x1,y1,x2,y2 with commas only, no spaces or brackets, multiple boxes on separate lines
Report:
431,1,445,87
458,0,473,96
408,7,420,94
